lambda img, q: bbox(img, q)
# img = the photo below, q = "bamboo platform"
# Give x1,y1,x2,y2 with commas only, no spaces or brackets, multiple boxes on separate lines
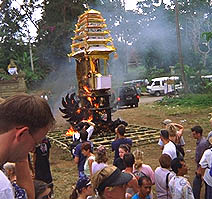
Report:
47,124,160,152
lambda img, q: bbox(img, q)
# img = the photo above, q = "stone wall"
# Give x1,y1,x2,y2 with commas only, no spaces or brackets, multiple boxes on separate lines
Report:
0,77,27,98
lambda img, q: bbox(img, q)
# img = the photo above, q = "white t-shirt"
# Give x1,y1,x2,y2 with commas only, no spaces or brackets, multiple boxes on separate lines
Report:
199,148,212,187
155,167,175,199
169,176,194,199
73,126,94,142
92,162,107,175
84,155,95,177
0,170,14,199
158,135,185,146
162,141,177,160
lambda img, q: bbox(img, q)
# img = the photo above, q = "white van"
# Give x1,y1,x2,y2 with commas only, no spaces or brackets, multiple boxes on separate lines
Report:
146,76,183,96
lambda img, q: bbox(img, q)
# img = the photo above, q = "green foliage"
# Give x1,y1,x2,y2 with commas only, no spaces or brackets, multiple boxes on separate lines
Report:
202,32,212,42
158,94,212,107
145,66,166,80
13,51,45,86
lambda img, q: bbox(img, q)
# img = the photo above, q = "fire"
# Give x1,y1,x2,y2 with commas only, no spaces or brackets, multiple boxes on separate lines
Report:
87,115,93,122
87,96,93,105
83,86,91,94
76,109,81,114
66,126,78,137
94,103,99,108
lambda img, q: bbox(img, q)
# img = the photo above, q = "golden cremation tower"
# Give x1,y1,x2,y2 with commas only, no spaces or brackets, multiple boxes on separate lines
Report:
68,9,116,122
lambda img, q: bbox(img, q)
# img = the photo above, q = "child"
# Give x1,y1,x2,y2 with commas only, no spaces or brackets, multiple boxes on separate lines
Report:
69,176,92,199
113,144,131,171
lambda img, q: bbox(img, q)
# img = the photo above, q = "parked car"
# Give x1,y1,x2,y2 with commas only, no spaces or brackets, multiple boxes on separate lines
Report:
114,86,140,108
146,76,183,96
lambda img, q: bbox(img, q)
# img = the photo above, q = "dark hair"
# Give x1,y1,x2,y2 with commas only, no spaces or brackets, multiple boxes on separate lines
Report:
119,144,131,152
34,180,50,199
138,176,152,187
80,129,88,141
117,124,126,136
123,153,135,167
159,154,172,169
191,126,203,135
171,157,184,174
0,94,55,134
160,129,169,140
81,142,91,152
70,177,90,199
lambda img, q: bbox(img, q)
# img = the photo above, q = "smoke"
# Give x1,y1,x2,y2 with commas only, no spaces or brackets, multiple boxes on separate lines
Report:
90,1,212,84
40,58,77,114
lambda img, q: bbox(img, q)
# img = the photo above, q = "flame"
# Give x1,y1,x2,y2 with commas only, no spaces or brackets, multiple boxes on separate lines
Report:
87,115,93,122
83,86,91,94
87,96,93,105
76,109,81,114
94,103,99,108
66,126,78,137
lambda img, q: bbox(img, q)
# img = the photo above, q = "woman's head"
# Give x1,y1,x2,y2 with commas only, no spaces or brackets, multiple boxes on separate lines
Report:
3,162,16,180
70,177,92,199
92,165,132,199
81,142,91,156
133,149,144,170
34,180,51,199
96,145,108,164
119,144,131,159
166,123,177,137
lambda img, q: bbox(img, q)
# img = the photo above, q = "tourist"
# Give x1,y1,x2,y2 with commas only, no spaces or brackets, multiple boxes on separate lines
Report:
81,142,95,177
199,131,212,199
158,119,185,150
69,176,92,199
169,157,194,199
112,124,132,163
123,153,139,199
3,162,27,199
114,144,131,171
133,149,155,185
92,165,132,199
74,130,93,178
92,145,108,175
131,176,152,199
0,94,55,198
191,125,209,199
160,130,177,160
71,120,95,158
34,180,52,199
33,136,53,195
155,154,175,199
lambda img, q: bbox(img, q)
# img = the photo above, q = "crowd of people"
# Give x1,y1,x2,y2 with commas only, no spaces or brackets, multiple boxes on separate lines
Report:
70,119,212,199
1,94,212,199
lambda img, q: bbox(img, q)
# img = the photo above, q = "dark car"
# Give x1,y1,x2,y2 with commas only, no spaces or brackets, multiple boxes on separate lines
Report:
115,86,140,108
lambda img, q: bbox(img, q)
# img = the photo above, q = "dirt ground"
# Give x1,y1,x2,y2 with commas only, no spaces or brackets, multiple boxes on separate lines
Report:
50,96,212,199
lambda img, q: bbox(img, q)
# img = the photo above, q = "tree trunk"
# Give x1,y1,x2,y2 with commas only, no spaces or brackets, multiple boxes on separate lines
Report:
175,0,189,93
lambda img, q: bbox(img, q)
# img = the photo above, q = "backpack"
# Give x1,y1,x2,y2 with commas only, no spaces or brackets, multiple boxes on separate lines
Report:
209,150,212,177
133,170,147,180
170,141,184,158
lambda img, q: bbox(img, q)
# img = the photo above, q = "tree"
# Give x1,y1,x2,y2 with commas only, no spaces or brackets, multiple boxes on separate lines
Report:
0,0,28,70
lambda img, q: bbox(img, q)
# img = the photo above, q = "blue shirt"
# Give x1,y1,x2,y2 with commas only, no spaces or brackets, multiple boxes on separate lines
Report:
112,138,132,161
132,193,151,199
74,141,93,172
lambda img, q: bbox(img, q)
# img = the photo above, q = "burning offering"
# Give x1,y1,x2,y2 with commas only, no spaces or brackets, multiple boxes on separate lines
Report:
60,9,127,136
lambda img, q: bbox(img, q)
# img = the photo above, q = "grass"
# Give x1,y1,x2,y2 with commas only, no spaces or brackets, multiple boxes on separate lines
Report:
158,94,212,107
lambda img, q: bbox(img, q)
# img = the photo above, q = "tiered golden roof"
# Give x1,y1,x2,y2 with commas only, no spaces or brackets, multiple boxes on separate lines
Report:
68,9,116,59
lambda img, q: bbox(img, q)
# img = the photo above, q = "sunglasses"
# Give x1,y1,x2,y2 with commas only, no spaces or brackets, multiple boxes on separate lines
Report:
41,193,51,199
